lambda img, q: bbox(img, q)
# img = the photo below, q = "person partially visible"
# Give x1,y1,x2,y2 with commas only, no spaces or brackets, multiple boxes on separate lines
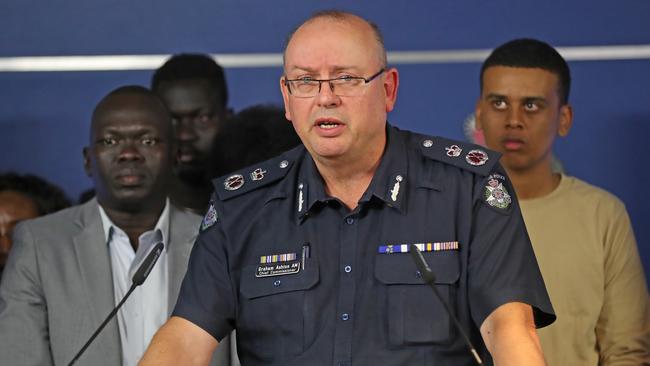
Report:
0,86,229,365
0,172,71,275
142,11,554,365
152,54,231,214
463,112,564,173
475,38,650,365
210,104,302,178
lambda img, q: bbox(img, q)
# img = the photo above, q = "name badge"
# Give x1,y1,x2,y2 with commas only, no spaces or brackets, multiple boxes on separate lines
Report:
256,260,301,277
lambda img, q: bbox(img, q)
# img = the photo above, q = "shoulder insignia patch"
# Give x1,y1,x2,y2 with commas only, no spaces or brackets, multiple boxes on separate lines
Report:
465,149,489,166
224,174,245,191
483,174,512,210
214,154,295,201
201,202,218,231
419,135,500,176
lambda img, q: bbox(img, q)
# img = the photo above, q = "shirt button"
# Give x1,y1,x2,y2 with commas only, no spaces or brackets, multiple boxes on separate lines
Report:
415,270,422,278
345,217,354,225
344,265,352,273
341,313,350,321
273,280,281,287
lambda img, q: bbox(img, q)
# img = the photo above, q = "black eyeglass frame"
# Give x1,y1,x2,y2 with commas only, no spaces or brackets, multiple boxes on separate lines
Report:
283,68,386,97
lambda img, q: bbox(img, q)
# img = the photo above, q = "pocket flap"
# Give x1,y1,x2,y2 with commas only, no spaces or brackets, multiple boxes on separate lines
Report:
241,259,319,299
375,251,460,285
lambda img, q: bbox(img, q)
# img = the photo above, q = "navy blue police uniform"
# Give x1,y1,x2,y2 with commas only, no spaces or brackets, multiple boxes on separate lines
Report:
174,125,555,366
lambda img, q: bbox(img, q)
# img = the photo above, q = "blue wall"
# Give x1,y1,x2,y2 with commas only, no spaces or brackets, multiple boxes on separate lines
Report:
1,1,649,279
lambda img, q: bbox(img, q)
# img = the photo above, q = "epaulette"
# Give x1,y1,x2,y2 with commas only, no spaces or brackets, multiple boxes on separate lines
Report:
417,135,501,176
213,154,294,201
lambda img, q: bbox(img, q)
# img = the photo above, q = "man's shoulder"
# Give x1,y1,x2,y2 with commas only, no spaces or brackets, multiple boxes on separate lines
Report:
169,203,203,223
169,203,203,242
10,202,92,259
399,128,501,177
16,201,88,234
563,175,627,212
211,145,304,203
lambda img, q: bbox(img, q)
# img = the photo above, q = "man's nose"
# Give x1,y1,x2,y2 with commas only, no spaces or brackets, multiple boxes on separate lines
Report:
175,117,198,142
117,142,144,162
506,108,524,129
316,80,341,108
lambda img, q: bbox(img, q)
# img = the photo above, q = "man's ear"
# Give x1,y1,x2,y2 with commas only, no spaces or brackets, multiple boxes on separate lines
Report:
280,76,292,122
82,147,92,177
558,104,573,137
474,102,484,130
383,67,399,113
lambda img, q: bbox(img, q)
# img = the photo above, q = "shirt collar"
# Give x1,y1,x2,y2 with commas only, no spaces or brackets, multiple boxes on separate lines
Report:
98,198,171,251
295,125,408,222
362,125,408,212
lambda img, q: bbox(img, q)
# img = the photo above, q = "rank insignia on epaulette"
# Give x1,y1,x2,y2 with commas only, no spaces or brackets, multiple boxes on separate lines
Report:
378,241,460,254
250,168,266,181
201,203,218,231
465,149,489,166
224,174,245,191
484,174,512,209
445,144,463,157
256,252,300,277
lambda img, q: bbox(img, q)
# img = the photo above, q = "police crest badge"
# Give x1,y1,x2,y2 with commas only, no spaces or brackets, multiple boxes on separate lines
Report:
201,202,218,231
484,174,512,209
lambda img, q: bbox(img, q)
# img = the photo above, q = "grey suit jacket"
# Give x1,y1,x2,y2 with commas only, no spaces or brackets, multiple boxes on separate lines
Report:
0,198,231,365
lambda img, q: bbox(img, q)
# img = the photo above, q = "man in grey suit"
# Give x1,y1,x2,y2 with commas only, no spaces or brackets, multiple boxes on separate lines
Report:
0,86,229,365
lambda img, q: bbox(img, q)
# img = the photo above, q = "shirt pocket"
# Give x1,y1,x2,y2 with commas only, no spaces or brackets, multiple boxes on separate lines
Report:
238,257,319,361
375,251,460,346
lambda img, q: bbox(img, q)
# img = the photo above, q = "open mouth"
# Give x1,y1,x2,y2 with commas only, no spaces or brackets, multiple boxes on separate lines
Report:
317,120,341,129
177,146,199,164
314,117,344,131
177,152,195,163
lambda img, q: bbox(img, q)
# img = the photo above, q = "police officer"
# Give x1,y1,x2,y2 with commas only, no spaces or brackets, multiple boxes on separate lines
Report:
142,10,555,366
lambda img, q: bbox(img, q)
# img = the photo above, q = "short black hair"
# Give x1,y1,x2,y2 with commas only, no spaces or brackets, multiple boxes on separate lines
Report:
151,53,229,108
480,38,571,104
0,172,71,215
210,105,302,178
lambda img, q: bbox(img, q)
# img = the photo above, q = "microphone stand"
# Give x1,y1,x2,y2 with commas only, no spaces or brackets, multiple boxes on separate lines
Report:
67,242,164,366
410,244,483,365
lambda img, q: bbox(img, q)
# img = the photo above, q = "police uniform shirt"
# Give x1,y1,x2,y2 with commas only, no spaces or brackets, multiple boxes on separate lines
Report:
174,125,555,366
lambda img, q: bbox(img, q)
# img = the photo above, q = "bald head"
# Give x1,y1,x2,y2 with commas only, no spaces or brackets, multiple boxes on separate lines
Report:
91,85,172,141
283,10,387,72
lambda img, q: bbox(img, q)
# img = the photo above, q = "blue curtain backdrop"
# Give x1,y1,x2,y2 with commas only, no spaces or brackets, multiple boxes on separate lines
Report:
1,0,649,279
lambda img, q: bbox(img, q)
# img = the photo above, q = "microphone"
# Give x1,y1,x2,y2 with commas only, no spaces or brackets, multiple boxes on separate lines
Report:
67,242,164,366
410,244,483,365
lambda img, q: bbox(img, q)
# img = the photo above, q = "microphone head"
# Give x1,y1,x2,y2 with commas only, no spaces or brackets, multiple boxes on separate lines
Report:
131,242,164,286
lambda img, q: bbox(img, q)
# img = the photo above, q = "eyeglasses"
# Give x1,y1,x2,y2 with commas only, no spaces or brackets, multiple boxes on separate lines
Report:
284,69,385,98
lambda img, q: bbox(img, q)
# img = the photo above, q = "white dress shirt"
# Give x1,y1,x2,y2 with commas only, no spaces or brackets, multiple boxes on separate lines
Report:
98,200,170,366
